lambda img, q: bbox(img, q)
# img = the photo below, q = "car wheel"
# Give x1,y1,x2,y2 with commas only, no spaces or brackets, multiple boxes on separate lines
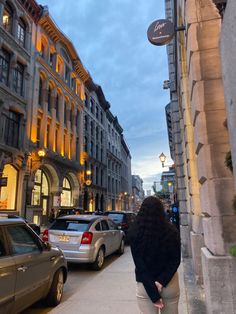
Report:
45,268,64,306
117,238,125,255
92,247,105,271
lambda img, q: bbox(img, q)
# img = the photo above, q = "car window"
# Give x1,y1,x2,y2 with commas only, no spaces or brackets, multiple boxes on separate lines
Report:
50,219,90,232
106,213,124,224
7,225,41,255
107,220,118,230
101,220,109,231
95,222,101,231
0,228,6,257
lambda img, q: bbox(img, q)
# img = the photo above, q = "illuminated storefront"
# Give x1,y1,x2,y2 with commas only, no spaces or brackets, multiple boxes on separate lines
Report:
31,169,49,218
0,164,18,210
61,177,72,206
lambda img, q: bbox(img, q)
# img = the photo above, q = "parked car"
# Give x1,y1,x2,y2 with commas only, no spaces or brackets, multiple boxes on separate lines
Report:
0,215,67,314
103,211,136,242
43,215,125,270
7,214,41,235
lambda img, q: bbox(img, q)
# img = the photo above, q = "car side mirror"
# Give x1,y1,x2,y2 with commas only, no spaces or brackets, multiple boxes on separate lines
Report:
43,241,52,250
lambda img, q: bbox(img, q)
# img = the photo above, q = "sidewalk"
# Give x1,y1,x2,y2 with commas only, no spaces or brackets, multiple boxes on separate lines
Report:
48,246,199,314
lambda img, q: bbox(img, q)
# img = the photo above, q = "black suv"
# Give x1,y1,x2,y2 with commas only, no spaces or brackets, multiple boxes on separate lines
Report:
0,215,67,313
103,211,136,242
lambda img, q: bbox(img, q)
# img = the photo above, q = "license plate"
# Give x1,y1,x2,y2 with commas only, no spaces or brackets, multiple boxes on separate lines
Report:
59,235,70,242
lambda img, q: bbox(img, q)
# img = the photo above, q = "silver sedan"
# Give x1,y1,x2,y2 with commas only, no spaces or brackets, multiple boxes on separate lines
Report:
43,215,125,270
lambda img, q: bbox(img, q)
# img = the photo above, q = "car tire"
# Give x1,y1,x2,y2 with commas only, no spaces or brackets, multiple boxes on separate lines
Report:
92,247,105,271
117,238,125,255
45,268,64,306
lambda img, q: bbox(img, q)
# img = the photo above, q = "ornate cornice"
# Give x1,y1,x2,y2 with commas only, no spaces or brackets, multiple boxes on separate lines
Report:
39,11,91,84
16,0,42,23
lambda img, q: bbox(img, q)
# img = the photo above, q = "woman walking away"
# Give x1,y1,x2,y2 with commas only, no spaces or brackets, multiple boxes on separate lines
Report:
130,196,181,314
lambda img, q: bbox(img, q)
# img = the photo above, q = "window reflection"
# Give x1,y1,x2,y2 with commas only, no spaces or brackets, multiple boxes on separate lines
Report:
32,169,49,206
61,177,72,206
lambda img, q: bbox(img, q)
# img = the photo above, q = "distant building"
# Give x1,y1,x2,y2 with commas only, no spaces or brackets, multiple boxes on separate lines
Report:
132,175,145,211
146,190,152,197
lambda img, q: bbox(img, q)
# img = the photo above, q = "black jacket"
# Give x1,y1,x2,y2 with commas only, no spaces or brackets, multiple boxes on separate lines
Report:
130,223,180,303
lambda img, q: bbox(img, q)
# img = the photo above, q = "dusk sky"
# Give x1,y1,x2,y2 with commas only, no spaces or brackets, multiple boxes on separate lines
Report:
41,0,172,192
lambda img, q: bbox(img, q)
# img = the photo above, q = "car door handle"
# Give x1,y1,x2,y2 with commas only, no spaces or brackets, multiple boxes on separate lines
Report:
17,266,28,272
50,256,56,261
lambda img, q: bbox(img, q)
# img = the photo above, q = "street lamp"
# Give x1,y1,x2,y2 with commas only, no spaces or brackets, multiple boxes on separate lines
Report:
159,152,173,168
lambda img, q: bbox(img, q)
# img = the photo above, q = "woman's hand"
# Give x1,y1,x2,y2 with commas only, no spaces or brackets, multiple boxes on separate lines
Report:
155,281,163,293
153,298,164,309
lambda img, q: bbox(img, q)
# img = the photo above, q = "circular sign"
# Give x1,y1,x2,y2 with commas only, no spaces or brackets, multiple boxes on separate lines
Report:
85,179,92,186
147,19,175,46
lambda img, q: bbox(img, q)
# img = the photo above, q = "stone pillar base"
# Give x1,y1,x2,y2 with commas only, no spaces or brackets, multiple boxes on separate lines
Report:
201,247,236,314
191,231,204,284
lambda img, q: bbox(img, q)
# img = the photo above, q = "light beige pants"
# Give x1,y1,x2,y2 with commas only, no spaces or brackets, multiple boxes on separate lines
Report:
136,272,180,314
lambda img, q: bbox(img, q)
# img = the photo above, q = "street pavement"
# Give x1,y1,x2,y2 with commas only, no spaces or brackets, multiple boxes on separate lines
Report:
24,246,206,314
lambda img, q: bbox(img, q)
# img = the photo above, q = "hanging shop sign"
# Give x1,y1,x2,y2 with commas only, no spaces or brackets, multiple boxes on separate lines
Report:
147,19,175,46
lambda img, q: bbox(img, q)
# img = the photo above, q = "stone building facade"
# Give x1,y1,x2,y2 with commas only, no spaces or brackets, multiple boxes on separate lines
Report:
0,0,41,215
106,110,123,211
120,135,132,210
164,0,236,313
83,83,109,212
0,1,132,221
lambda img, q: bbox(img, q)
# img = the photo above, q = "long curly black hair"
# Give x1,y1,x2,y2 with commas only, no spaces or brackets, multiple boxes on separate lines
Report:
130,196,178,254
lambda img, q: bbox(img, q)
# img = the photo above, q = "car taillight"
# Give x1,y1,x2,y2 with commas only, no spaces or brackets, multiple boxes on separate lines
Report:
81,231,93,244
42,229,49,242
121,222,128,229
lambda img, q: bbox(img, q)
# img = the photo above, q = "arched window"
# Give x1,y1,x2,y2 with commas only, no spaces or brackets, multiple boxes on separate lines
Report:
47,85,52,113
61,177,72,206
17,18,26,47
31,169,49,208
38,77,43,106
3,2,13,33
0,164,17,210
55,92,59,120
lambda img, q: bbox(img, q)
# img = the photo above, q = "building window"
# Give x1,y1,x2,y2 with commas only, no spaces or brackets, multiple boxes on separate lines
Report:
90,98,94,113
64,101,67,125
95,167,99,185
101,130,103,144
38,77,43,106
90,121,94,136
54,128,58,152
0,164,18,210
36,118,41,148
46,123,50,148
84,115,88,131
96,105,99,119
65,65,70,86
13,63,24,96
55,93,59,120
96,126,99,140
4,111,20,148
90,141,94,157
0,49,10,85
84,136,88,152
61,178,72,207
101,148,103,162
31,169,49,207
17,18,26,47
47,86,52,113
49,52,54,68
84,93,88,107
100,111,103,124
3,3,13,33
96,144,98,159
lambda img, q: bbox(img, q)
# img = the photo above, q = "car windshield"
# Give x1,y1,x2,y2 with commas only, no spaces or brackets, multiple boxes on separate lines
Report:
106,213,124,224
50,219,90,232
